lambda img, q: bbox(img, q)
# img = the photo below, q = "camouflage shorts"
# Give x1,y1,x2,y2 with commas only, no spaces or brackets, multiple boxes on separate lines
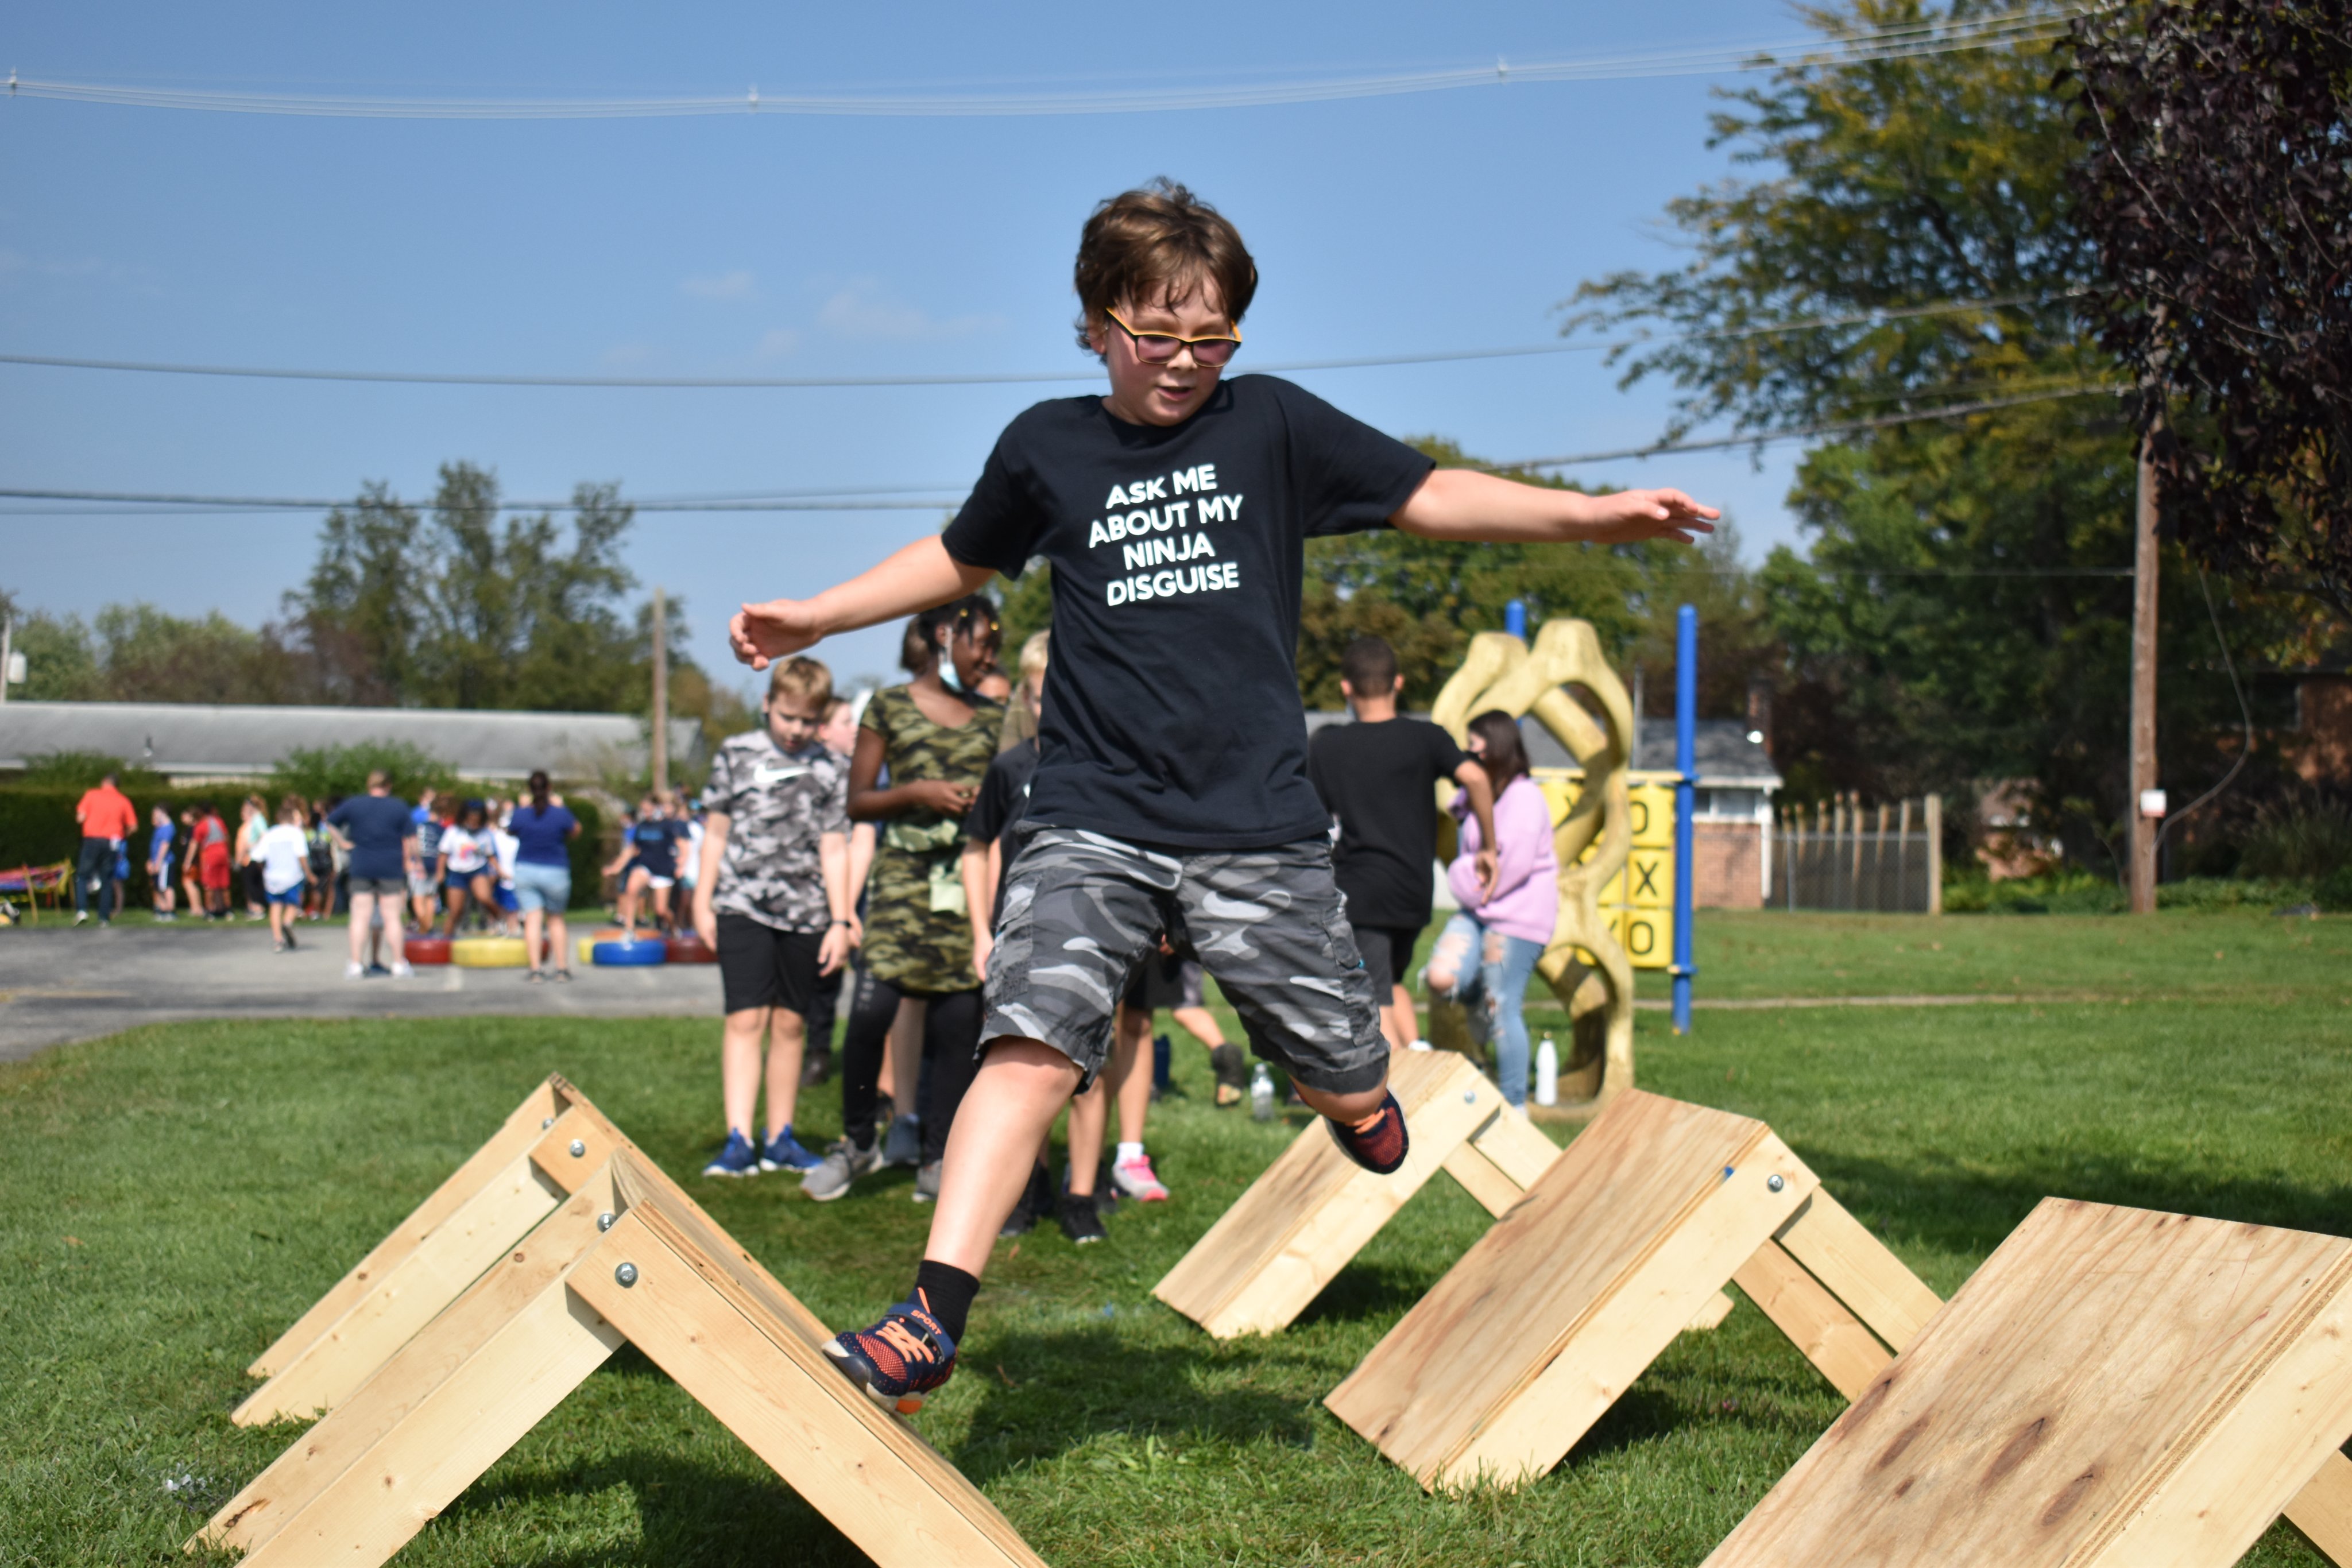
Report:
982,827,1387,1094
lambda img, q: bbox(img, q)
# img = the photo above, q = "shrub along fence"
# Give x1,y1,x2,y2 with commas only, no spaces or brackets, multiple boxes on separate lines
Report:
0,785,604,912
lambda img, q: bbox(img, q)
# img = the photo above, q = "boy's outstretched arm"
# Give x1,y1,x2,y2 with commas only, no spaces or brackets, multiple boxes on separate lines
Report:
1392,469,1720,545
730,536,995,669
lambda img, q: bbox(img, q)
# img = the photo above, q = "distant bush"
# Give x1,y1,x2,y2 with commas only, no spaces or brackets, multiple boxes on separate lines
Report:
1941,868,2123,915
2237,798,2352,882
270,742,457,805
2318,866,2352,914
5,751,170,793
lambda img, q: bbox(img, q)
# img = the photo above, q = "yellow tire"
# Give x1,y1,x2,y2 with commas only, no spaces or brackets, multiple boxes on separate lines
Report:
451,936,529,969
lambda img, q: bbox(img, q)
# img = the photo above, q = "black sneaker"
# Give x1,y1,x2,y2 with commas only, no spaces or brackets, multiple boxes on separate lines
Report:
1065,1165,1119,1216
999,1161,1053,1238
800,1048,834,1087
1058,1190,1108,1245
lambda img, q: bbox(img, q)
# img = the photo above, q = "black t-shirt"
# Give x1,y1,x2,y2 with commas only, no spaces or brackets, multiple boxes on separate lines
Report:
1307,717,1469,929
629,818,686,878
942,375,1434,850
963,737,1040,930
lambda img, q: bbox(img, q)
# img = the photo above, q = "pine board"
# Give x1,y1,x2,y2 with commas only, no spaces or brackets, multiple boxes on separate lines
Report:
1703,1199,2352,1568
1325,1090,1815,1489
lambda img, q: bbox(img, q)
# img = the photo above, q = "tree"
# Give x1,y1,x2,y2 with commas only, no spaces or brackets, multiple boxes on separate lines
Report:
2065,0,2352,624
1560,0,2210,853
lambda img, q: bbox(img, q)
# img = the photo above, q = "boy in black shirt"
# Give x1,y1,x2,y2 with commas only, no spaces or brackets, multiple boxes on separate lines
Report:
1308,634,1499,1051
729,180,1716,1414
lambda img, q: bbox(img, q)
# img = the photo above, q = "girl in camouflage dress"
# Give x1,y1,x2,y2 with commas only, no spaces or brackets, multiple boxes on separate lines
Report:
803,595,1004,1202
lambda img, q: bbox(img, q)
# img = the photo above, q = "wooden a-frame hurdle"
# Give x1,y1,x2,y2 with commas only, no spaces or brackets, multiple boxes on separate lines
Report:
1151,1048,1749,1339
1322,1088,1942,1492
204,1077,1046,1567
1703,1199,2352,1568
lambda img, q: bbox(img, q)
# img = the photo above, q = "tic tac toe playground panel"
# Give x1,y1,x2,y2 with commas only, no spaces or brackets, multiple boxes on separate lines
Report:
201,1122,1045,1566
1701,1199,2352,1568
1324,1088,1943,1493
1152,1047,1633,1341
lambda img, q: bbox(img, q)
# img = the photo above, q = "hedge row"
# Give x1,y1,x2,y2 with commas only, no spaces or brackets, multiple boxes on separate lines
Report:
0,787,605,911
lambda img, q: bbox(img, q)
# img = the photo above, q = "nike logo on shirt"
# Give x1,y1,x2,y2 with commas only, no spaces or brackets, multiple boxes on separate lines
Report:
753,765,811,783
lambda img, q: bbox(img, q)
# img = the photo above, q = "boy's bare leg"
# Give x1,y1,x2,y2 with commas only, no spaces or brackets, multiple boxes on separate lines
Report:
1065,1074,1108,1195
923,1039,1082,1276
1391,981,1420,1044
719,1007,771,1135
1112,1006,1151,1147
1290,1079,1388,1124
761,1009,805,1139
1170,1004,1225,1050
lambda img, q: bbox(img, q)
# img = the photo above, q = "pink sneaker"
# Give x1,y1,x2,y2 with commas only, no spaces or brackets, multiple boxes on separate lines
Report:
1111,1152,1169,1201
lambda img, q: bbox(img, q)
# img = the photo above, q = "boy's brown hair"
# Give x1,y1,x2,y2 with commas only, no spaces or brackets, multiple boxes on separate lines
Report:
766,654,834,712
1073,179,1256,350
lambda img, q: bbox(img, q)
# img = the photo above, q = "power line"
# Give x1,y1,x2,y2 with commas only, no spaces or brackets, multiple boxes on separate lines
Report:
4,10,2090,121
1504,385,2118,469
0,292,2088,390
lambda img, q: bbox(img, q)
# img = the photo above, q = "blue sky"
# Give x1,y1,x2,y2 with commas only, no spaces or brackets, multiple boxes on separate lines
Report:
0,1,1813,695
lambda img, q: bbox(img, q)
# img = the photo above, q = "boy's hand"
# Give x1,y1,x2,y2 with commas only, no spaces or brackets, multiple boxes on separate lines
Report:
693,902,717,952
730,598,822,670
1581,489,1721,545
971,927,993,982
818,922,851,976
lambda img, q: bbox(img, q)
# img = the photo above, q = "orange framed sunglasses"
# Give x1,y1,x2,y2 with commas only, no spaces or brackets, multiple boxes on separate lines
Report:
1103,305,1243,367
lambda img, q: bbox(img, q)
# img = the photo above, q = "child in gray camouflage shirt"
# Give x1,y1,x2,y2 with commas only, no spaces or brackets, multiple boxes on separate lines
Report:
691,656,859,1178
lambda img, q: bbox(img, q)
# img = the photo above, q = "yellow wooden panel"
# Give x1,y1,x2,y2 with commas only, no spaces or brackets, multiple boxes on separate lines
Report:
1597,867,1625,906
1704,1200,2352,1568
1537,776,1580,827
1628,782,1676,848
1622,908,1673,970
1625,847,1673,908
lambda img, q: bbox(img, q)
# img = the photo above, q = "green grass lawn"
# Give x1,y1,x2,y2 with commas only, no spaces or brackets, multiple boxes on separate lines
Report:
3,912,2347,1565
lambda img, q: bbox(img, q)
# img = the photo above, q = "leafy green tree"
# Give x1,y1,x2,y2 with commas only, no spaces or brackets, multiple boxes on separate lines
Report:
2065,0,2352,625
269,741,457,804
1558,0,2281,861
281,483,418,705
2,608,104,700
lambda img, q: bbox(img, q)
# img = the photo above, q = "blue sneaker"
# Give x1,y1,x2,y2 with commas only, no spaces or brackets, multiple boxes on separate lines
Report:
702,1128,760,1178
760,1125,822,1172
825,1292,958,1415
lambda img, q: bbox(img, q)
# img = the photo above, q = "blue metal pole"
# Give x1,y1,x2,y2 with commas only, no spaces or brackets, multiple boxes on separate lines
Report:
1504,598,1527,641
1673,604,1697,1034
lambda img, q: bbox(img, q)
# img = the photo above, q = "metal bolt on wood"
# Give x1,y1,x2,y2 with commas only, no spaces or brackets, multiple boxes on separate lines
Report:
570,1140,586,1158
1767,1174,1785,1193
614,1262,637,1288
597,1211,616,1232
541,1117,555,1129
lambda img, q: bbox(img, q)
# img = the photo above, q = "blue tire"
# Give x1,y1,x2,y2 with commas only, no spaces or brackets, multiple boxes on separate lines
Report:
591,939,668,967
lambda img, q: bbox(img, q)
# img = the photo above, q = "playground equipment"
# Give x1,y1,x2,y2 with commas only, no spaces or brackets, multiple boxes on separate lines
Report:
1428,618,1642,1106
399,935,452,966
1702,1199,2352,1568
1323,1088,1940,1493
663,931,718,963
206,1076,1045,1568
1154,1048,1593,1339
449,935,528,968
591,936,667,966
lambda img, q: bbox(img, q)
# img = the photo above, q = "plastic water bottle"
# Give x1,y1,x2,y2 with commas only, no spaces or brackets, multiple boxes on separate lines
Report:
1535,1034,1559,1107
1250,1062,1275,1121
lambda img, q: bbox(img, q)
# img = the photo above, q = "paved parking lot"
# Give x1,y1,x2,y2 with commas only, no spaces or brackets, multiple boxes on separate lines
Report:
0,924,720,1060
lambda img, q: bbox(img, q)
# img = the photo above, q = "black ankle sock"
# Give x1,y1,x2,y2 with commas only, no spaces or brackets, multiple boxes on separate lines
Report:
912,1260,979,1343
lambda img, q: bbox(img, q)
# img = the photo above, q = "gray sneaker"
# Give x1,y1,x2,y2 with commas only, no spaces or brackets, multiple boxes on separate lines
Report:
803,1137,881,1203
881,1113,924,1169
912,1160,941,1203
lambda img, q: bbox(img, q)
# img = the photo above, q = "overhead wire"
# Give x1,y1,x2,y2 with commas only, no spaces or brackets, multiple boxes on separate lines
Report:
0,291,2092,390
3,8,2093,120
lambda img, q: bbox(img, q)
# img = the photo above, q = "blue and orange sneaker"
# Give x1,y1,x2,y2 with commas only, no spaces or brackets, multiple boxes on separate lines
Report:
1326,1090,1410,1175
825,1292,958,1415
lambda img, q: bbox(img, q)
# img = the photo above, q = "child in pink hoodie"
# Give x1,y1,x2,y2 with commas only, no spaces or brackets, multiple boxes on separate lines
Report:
1429,710,1558,1106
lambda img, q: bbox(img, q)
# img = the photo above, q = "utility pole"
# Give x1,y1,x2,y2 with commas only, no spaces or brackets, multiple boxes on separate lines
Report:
650,586,670,799
2127,426,2161,913
0,613,13,707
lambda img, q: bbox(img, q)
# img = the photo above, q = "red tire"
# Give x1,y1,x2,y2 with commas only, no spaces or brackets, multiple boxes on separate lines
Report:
404,936,454,966
664,934,717,963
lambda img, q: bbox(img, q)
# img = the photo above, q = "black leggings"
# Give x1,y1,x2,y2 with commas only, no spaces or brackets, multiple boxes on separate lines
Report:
840,971,983,1162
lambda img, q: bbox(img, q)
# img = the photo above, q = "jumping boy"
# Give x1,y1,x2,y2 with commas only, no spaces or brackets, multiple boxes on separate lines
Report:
729,180,1716,1413
692,656,857,1177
